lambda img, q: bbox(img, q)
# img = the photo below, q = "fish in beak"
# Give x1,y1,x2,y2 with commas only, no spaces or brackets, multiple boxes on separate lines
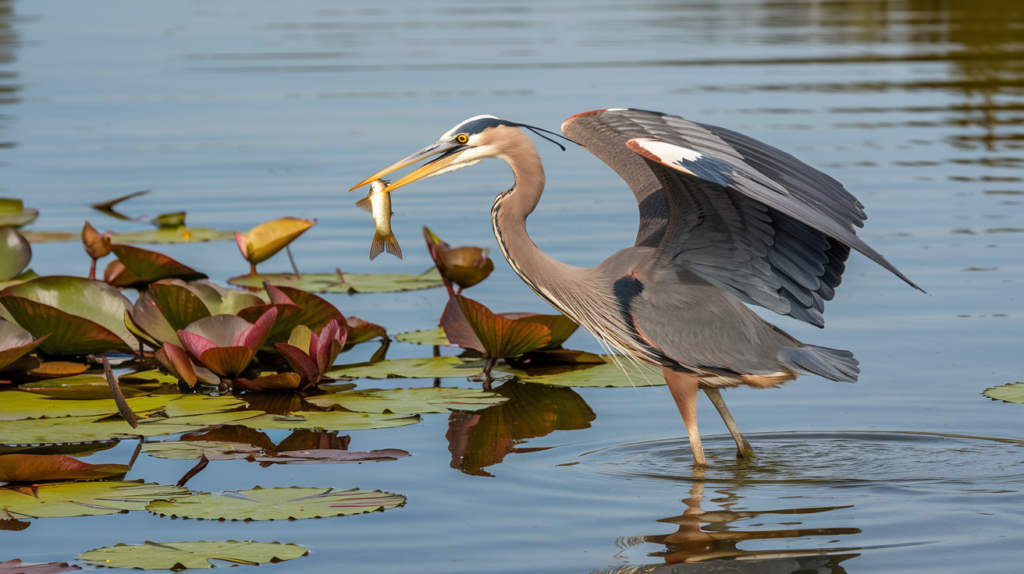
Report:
349,139,474,194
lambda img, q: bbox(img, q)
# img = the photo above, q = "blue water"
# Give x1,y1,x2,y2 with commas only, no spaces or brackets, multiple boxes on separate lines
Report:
2,0,1023,572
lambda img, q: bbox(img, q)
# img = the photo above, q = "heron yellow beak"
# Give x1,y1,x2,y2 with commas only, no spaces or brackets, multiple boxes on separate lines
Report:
350,140,466,193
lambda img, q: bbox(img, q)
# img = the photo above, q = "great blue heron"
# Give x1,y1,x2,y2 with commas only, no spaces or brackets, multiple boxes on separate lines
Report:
352,108,920,466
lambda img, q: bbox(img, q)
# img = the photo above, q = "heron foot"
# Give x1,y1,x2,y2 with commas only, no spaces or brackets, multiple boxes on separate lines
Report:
703,387,755,460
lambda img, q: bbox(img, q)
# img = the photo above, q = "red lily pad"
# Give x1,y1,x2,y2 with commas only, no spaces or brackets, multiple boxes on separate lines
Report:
234,372,303,392
106,244,207,288
346,316,387,346
455,296,551,359
0,454,131,483
178,309,277,377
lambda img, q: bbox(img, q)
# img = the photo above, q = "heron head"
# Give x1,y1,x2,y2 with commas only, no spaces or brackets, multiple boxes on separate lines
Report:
350,115,574,193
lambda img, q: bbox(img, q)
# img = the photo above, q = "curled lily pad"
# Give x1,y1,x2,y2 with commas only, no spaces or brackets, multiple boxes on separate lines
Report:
0,321,47,372
0,480,188,519
147,486,404,521
0,276,138,356
0,199,39,228
78,541,309,570
983,382,1024,403
307,387,507,414
453,295,551,359
81,221,112,265
394,328,450,346
423,226,494,291
0,228,32,282
178,310,277,378
105,244,207,288
111,227,235,245
519,356,662,388
235,217,316,273
0,454,130,483
325,356,487,380
227,269,443,294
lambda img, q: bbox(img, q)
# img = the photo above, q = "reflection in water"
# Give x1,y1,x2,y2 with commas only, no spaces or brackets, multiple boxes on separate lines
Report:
446,381,594,477
605,482,858,573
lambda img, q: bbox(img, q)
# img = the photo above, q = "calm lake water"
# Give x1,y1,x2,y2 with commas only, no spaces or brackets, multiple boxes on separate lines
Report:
2,0,1023,572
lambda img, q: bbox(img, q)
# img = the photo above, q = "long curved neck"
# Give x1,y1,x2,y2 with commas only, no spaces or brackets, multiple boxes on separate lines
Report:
489,128,582,311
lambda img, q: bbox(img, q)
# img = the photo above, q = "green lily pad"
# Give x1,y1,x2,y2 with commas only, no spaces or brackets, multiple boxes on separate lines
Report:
16,375,167,399
0,199,39,228
142,441,267,461
228,269,443,294
152,212,186,228
0,454,130,482
0,411,263,446
0,480,188,519
19,231,77,244
0,559,79,573
394,328,450,346
325,356,487,380
146,486,405,521
983,382,1024,403
236,411,420,432
78,541,308,570
0,391,245,421
519,356,662,388
307,387,507,414
0,276,138,356
0,228,31,282
111,228,236,244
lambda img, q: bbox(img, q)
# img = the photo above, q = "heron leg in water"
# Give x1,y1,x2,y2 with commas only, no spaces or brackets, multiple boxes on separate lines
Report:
703,388,754,459
663,368,705,466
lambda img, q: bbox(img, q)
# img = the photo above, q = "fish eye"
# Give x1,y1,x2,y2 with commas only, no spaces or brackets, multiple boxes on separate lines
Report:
456,134,469,144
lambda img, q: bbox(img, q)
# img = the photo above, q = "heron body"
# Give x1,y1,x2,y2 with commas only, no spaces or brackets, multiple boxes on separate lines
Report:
353,108,919,466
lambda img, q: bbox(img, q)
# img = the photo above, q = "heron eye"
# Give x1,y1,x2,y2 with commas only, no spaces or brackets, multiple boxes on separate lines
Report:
456,134,469,144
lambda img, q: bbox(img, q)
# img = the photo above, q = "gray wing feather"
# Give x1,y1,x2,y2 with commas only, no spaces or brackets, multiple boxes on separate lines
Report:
563,108,919,328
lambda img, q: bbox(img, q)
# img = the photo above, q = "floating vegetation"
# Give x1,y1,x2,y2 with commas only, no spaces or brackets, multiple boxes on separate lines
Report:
0,227,32,282
0,559,80,573
0,454,130,483
519,356,663,388
394,327,450,346
325,356,487,380
307,387,508,414
146,486,405,520
0,481,188,519
982,382,1024,403
228,269,444,294
78,541,309,570
0,198,39,228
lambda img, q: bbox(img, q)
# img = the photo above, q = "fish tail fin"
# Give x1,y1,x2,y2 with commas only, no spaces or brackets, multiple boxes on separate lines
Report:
384,233,403,259
370,231,386,261
355,196,373,212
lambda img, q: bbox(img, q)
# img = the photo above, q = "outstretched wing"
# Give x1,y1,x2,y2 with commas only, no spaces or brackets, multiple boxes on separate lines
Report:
562,108,920,327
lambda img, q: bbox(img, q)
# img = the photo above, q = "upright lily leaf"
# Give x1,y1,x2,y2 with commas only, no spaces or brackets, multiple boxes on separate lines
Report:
106,245,207,288
78,541,309,570
0,276,138,356
0,321,47,372
0,480,188,519
0,454,130,483
148,281,213,331
227,269,443,294
307,387,507,414
178,310,277,378
0,228,32,281
236,217,316,270
508,314,579,349
0,198,40,228
457,296,551,359
147,486,405,520
423,227,494,291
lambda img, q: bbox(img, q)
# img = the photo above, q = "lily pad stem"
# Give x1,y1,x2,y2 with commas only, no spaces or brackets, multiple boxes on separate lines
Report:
286,245,300,276
89,258,97,280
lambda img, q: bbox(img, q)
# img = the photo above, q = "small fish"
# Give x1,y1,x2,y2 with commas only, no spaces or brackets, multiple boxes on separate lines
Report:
356,178,402,261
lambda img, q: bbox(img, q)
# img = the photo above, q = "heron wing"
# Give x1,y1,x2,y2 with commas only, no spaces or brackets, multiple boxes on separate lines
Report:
562,108,919,327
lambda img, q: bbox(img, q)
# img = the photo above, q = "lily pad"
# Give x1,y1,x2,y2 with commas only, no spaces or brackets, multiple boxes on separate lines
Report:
236,217,316,271
0,199,39,228
0,228,32,281
983,382,1024,403
423,227,494,291
146,486,405,520
28,361,90,378
19,231,77,244
0,480,188,519
106,244,207,288
456,296,551,359
227,269,443,294
0,454,130,482
78,541,308,570
325,356,487,380
307,387,507,414
0,391,245,421
0,559,79,573
519,356,662,388
254,449,409,465
236,411,420,432
394,328,450,346
0,411,262,446
142,441,267,461
0,276,138,356
16,375,167,399
111,228,236,245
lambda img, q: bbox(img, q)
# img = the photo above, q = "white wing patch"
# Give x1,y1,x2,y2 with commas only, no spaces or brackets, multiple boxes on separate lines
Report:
628,138,703,162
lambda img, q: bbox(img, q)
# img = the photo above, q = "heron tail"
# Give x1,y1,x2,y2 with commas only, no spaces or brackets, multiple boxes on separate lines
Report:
780,345,859,383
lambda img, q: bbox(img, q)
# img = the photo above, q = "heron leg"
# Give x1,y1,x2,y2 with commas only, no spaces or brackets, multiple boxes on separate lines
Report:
703,388,754,459
663,368,705,466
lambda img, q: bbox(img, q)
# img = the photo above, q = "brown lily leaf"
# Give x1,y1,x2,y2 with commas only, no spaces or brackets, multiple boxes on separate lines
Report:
0,454,131,483
234,372,303,392
346,316,387,346
90,190,148,217
81,221,112,260
106,244,207,288
0,559,80,573
28,361,89,378
423,226,494,291
0,322,48,373
455,296,552,359
102,355,138,428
